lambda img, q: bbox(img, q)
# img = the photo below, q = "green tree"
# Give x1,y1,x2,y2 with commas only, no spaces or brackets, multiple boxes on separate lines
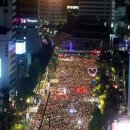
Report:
90,49,127,129
89,107,104,130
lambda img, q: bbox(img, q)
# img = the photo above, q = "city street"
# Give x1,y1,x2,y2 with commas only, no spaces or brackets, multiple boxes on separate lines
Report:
29,52,98,130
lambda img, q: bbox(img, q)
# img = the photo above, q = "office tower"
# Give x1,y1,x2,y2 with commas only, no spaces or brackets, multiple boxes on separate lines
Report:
0,0,17,110
39,0,67,25
0,0,16,38
16,0,40,54
16,0,38,17
79,0,115,23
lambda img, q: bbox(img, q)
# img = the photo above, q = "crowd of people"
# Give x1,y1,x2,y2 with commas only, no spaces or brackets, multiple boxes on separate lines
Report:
29,52,98,130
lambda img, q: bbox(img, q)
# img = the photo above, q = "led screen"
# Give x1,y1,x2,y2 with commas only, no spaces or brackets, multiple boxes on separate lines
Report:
16,41,26,54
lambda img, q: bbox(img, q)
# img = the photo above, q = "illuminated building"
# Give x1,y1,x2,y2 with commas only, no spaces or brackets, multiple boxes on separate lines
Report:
0,0,17,110
16,0,40,54
15,17,40,54
67,5,79,24
16,0,38,17
79,0,115,23
0,0,16,38
38,0,67,25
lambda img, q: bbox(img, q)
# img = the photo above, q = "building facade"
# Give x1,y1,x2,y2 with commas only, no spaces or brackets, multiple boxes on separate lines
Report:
16,0,40,54
0,0,16,39
79,0,115,23
115,7,126,21
0,0,17,110
39,0,67,25
16,0,38,17
15,17,40,54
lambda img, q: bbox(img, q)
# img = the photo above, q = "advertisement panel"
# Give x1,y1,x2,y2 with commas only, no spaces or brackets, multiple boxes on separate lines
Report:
16,40,26,54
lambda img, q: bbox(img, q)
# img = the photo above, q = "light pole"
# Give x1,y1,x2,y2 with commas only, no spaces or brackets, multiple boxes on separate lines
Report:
38,92,50,130
128,51,130,116
123,66,127,105
26,98,31,123
118,39,130,116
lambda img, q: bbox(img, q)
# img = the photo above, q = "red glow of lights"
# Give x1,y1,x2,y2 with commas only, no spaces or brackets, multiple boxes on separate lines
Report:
91,50,101,56
58,54,64,58
54,94,68,100
75,87,87,94
15,18,19,24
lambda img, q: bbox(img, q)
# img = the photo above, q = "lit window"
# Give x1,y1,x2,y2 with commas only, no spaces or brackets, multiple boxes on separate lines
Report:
24,26,26,29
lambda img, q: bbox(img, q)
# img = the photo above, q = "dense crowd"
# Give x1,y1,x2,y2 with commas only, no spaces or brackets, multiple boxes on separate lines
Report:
29,53,98,130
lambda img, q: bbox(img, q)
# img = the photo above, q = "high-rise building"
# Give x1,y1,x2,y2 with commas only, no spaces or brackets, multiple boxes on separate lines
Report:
0,0,16,39
0,0,17,110
39,0,67,25
16,0,38,17
16,0,40,54
79,0,115,23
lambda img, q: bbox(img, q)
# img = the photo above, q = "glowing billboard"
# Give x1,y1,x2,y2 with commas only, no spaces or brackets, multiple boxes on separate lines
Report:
16,40,26,54
20,18,38,24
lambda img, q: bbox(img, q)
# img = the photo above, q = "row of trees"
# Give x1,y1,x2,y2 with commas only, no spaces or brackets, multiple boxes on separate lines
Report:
89,49,128,130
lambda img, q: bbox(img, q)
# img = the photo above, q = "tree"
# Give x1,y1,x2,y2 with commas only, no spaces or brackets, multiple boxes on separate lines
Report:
89,107,104,130
90,49,127,129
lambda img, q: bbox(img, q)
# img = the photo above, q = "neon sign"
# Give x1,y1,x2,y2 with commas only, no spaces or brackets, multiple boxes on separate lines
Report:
21,18,26,23
20,18,38,24
26,19,37,23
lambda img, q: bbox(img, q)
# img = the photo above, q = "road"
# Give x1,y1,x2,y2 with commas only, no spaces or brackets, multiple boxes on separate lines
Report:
29,52,98,130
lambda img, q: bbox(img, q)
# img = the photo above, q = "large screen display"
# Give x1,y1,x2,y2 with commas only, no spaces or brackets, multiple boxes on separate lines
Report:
16,41,26,54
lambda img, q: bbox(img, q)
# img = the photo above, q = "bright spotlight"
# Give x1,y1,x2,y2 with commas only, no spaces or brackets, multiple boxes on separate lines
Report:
69,108,77,114
77,119,82,125
70,109,74,113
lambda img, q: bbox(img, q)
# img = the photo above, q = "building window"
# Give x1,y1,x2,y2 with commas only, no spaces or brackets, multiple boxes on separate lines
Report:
0,0,3,6
4,0,8,7
4,9,8,13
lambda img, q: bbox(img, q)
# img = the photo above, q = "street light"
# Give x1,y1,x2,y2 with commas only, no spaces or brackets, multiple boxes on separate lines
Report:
77,119,82,125
110,22,115,48
69,108,77,114
26,98,31,122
